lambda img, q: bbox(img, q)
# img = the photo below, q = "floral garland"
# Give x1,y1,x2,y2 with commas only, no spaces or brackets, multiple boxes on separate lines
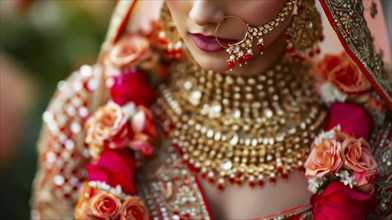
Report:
73,32,385,219
74,34,161,220
304,52,386,219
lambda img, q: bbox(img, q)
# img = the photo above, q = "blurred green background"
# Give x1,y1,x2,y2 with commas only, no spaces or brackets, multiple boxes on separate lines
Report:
0,1,115,219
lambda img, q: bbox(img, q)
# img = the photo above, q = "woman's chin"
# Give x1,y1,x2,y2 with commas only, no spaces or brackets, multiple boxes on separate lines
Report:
190,54,229,73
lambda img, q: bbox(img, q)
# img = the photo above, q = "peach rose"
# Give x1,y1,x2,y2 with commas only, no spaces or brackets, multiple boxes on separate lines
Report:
305,139,343,178
103,35,151,75
119,196,149,220
86,102,131,152
89,192,122,219
341,136,377,173
351,171,377,193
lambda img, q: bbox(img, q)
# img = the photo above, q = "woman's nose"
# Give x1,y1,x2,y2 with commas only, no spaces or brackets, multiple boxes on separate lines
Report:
189,1,225,26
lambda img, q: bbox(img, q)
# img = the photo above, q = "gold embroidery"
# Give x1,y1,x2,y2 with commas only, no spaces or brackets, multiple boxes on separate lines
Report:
322,0,392,105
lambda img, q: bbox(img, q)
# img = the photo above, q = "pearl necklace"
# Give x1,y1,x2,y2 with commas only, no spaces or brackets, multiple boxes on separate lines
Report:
155,56,327,190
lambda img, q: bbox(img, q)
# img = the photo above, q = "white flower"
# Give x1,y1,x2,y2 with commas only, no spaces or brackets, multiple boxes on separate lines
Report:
122,102,137,118
308,177,328,194
313,125,341,145
336,170,357,189
320,82,347,105
88,181,125,197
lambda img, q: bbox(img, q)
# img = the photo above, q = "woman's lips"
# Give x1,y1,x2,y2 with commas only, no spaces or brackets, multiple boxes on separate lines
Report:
190,33,238,53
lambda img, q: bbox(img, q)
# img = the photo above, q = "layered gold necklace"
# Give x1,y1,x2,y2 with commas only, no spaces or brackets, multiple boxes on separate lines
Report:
155,56,327,190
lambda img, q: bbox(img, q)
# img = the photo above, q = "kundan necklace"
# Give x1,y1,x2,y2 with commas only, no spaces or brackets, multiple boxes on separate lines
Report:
155,56,327,190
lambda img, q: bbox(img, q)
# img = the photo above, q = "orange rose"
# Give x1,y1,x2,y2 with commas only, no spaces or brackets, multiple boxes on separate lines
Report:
305,139,343,178
316,53,371,102
328,60,371,101
89,192,122,219
85,102,131,153
341,136,377,173
103,34,151,74
119,196,149,220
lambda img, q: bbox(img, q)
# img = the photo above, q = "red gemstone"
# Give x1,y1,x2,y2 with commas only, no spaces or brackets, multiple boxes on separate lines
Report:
257,43,264,52
277,167,283,174
176,49,183,57
282,173,289,180
248,181,256,188
244,54,253,62
298,166,306,174
269,177,276,184
284,34,292,41
319,35,325,41
217,184,225,191
286,47,295,53
167,50,175,57
237,56,244,64
258,179,265,187
193,166,201,172
235,178,243,185
227,60,235,69
158,39,168,45
228,176,235,183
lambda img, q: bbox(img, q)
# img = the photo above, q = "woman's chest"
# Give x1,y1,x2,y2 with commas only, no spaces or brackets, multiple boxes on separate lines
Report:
137,142,312,220
197,172,311,219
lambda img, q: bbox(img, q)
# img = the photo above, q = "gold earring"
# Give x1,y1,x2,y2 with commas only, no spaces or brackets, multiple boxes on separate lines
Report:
158,3,184,58
215,0,297,71
285,0,323,61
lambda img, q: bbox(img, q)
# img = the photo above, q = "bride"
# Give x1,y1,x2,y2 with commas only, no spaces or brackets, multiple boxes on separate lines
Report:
31,0,391,219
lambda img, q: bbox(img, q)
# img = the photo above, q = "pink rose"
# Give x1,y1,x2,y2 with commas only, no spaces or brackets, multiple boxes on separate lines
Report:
119,196,149,220
89,192,121,219
110,70,156,107
351,171,377,194
86,102,133,152
305,139,343,178
324,102,373,140
341,136,377,173
86,149,136,195
103,34,151,73
311,181,372,219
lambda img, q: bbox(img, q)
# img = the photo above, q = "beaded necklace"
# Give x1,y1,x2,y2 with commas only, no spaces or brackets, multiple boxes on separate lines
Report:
155,56,327,190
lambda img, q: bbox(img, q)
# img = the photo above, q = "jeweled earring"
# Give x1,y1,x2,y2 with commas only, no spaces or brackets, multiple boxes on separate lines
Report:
158,3,184,58
215,0,297,71
285,0,323,62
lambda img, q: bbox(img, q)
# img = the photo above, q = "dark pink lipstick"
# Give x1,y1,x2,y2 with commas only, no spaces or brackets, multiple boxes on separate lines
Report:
190,33,238,53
